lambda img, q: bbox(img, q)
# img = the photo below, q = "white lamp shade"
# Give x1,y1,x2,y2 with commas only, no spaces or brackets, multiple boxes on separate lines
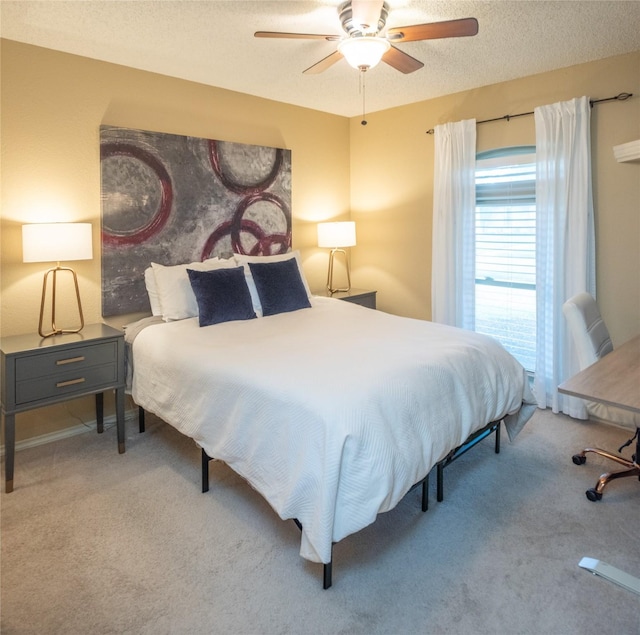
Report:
23,223,93,263
338,37,390,70
317,221,356,248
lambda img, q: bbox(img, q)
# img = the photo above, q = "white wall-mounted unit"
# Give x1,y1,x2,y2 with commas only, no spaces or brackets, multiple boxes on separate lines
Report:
613,140,640,163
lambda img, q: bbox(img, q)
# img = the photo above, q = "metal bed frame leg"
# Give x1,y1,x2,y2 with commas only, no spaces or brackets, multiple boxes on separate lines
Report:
138,406,145,433
323,547,333,589
294,519,333,589
437,462,445,502
319,474,426,589
201,448,211,493
422,473,429,512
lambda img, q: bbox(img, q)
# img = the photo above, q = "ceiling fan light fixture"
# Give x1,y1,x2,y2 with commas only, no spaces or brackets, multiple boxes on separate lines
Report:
338,36,390,71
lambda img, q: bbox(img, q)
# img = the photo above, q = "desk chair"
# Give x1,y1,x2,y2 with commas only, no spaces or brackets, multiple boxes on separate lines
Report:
563,292,640,501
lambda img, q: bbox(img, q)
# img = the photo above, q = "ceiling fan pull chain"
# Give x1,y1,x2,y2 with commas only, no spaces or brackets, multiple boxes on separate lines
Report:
360,70,367,126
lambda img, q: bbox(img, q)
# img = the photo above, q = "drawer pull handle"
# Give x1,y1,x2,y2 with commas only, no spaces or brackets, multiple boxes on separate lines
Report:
56,378,86,388
56,356,85,366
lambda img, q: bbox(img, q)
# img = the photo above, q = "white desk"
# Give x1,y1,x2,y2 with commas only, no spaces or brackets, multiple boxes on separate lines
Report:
558,334,640,413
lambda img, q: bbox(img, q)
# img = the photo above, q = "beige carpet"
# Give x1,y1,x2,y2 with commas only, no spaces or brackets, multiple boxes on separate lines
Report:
1,408,639,634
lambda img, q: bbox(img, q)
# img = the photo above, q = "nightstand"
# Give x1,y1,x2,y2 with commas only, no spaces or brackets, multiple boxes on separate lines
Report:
317,288,377,309
0,323,126,493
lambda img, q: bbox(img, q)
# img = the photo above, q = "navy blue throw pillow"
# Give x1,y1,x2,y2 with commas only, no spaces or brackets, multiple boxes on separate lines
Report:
248,258,312,316
187,267,256,326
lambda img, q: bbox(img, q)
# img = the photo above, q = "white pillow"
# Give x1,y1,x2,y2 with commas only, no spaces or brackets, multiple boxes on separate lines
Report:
151,258,237,321
144,267,163,317
233,250,311,317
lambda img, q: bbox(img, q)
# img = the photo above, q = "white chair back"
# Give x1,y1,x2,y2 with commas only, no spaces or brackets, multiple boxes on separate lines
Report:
562,292,613,370
562,292,639,428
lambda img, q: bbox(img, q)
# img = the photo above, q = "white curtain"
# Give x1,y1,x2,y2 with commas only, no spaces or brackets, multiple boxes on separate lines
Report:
533,96,595,416
431,119,477,328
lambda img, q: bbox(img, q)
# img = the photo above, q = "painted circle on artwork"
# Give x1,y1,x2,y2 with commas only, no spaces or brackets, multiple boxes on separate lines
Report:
100,142,173,246
208,140,283,195
200,192,290,259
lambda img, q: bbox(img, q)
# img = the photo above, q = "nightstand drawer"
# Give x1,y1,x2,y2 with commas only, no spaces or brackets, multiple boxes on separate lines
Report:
15,341,118,382
15,362,119,405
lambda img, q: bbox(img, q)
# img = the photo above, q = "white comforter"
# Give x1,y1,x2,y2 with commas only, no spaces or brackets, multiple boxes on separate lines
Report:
132,297,536,563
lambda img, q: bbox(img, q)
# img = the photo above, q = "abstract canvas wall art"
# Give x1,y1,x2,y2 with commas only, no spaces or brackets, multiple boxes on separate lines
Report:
100,125,291,316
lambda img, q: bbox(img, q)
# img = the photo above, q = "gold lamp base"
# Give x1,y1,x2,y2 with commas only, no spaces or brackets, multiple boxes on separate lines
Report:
38,264,85,338
326,248,351,294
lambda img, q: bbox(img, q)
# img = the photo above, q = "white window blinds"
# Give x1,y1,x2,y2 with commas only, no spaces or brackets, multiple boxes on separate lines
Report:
475,147,536,371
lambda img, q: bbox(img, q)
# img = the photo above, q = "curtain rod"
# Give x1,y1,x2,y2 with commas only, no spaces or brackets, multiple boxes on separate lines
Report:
425,92,633,134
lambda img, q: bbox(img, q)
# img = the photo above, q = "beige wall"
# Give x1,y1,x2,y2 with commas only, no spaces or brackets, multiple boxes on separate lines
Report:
350,51,640,347
1,39,351,441
1,40,639,444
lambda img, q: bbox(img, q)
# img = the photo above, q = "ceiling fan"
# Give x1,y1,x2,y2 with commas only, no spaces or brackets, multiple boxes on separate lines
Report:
255,0,478,74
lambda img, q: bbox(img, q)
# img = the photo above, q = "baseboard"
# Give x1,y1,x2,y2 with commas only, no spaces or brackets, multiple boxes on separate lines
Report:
588,416,639,432
0,408,139,457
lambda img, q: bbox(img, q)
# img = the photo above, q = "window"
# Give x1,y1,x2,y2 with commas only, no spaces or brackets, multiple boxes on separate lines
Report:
475,147,536,371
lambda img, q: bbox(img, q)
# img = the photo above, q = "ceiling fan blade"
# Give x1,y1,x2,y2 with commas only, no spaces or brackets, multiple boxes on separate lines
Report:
382,46,424,74
255,31,340,41
351,0,384,33
387,17,479,43
303,50,344,74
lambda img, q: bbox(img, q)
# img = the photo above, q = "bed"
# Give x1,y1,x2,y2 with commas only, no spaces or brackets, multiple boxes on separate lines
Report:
127,251,536,588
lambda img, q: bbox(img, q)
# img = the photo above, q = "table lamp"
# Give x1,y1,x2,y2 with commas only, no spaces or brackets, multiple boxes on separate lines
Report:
317,221,356,293
22,223,93,337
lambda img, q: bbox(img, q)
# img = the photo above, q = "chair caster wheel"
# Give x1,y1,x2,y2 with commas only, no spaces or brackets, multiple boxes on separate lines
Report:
572,454,586,465
586,488,602,501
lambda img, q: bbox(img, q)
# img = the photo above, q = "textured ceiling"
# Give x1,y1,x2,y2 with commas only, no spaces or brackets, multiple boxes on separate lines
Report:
2,0,640,117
